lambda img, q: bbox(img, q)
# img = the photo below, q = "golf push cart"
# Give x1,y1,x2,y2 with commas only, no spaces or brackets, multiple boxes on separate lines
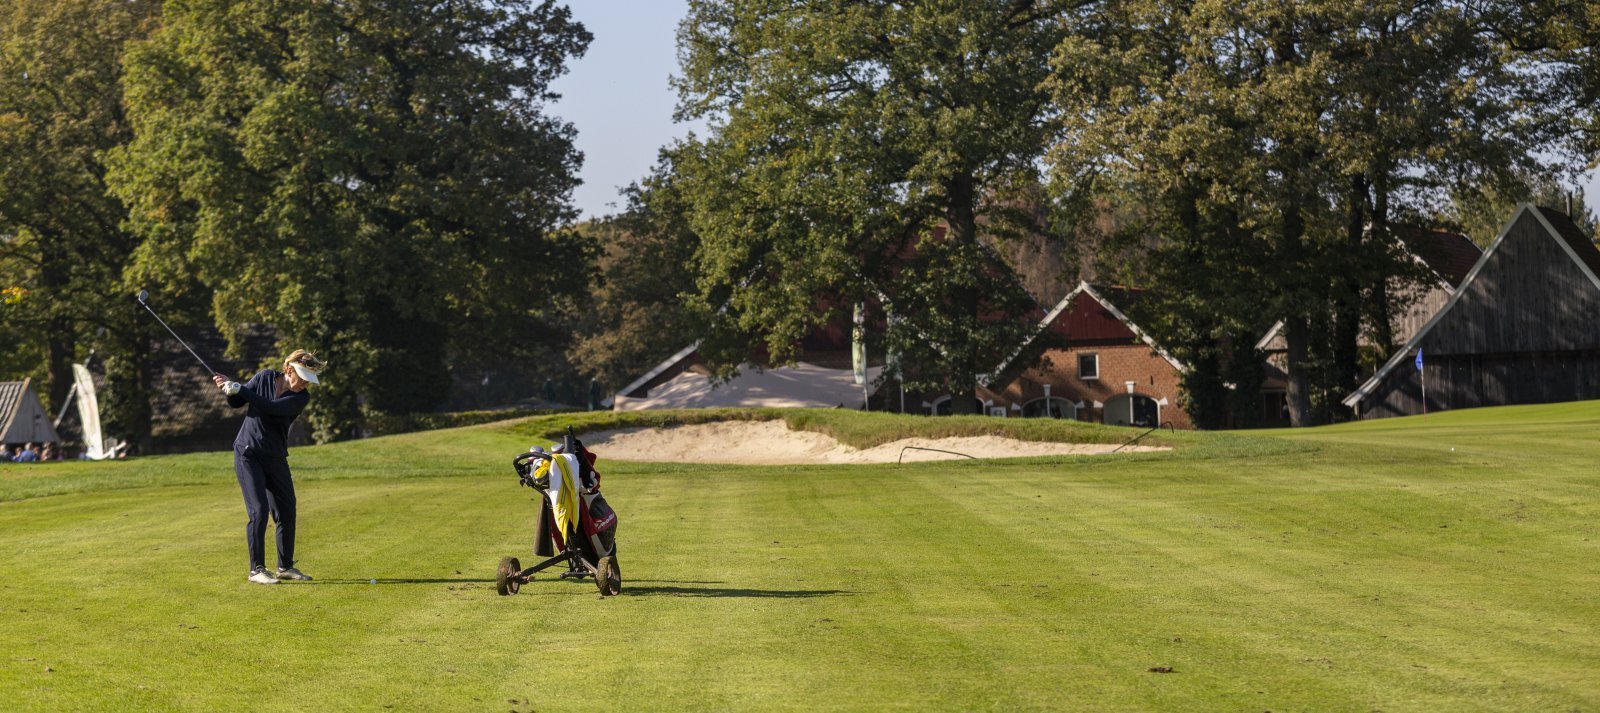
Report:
495,428,621,597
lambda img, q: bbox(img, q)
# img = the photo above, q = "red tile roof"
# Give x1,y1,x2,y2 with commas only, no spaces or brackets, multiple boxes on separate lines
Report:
1393,225,1482,287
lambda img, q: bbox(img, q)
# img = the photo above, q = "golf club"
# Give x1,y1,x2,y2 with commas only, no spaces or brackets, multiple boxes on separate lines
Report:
135,289,219,378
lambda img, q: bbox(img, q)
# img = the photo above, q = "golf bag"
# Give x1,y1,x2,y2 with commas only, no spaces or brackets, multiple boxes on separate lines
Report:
497,428,621,596
532,438,617,562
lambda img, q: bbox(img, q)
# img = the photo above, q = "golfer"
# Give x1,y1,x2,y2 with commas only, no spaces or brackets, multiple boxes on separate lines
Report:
214,350,326,585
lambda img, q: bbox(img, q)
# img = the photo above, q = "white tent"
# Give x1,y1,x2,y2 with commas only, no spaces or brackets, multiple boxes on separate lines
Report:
613,362,883,411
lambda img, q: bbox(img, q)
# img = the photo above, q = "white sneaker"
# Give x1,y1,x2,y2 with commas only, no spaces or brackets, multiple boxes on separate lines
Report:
275,567,312,581
248,569,279,585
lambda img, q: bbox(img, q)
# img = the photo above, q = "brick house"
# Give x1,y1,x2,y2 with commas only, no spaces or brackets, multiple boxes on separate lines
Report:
979,282,1190,428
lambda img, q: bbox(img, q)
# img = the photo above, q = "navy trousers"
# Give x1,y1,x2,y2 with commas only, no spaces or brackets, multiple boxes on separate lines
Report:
234,448,296,572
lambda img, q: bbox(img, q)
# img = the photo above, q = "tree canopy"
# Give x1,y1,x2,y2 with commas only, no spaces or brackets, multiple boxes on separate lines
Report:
1046,0,1586,425
672,0,1070,412
0,0,161,445
107,0,593,440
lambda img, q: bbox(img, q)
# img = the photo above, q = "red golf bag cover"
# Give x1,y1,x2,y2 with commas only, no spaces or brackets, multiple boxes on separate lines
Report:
534,441,616,559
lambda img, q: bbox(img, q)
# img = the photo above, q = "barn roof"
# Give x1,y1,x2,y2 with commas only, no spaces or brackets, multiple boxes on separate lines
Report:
1539,205,1600,282
1343,204,1600,408
616,342,702,399
1396,225,1482,287
0,380,26,434
0,378,60,444
984,281,1185,385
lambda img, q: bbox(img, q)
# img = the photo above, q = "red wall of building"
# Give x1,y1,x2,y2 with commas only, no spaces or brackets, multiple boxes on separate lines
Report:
982,343,1191,429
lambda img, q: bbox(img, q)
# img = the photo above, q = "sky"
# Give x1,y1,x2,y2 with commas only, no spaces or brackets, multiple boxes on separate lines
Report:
550,1,705,221
551,2,1600,223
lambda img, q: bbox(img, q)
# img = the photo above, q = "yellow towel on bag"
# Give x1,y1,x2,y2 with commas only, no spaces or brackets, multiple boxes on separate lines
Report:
537,454,580,536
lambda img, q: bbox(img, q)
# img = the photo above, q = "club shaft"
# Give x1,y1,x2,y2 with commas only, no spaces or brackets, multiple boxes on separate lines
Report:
139,302,217,377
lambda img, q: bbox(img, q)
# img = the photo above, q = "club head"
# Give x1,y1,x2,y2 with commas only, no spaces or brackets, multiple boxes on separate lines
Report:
136,289,149,304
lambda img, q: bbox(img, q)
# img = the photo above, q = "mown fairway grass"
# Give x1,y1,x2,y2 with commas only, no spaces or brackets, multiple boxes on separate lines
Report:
1,405,1596,711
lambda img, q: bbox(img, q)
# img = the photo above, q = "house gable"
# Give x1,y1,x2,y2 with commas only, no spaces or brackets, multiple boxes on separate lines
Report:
616,342,703,399
986,281,1183,385
0,378,60,444
1344,204,1600,411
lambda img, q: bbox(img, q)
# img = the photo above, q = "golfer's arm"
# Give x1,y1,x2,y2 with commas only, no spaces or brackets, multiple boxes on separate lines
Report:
235,388,305,417
225,373,261,409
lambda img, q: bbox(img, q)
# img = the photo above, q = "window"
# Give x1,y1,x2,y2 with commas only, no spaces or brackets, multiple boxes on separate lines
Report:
1078,353,1099,380
1023,397,1077,419
1104,394,1159,427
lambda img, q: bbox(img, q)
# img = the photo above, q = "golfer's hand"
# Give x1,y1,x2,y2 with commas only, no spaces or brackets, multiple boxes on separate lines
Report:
213,375,229,389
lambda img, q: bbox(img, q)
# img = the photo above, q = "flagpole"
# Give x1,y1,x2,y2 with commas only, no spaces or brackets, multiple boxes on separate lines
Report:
1415,348,1427,416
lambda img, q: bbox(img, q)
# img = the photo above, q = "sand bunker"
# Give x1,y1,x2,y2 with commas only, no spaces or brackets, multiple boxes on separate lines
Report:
578,420,1167,465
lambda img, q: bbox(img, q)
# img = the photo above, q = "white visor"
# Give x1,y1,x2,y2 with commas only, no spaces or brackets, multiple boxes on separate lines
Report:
290,362,321,384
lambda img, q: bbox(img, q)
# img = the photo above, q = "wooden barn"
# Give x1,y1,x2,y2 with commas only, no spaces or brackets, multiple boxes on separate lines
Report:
980,282,1190,428
1255,225,1484,423
1343,205,1600,419
0,378,60,446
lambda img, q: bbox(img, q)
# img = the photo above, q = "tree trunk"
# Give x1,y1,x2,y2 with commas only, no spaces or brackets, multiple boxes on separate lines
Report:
104,321,155,455
40,244,75,413
1279,188,1315,427
1284,315,1313,427
1332,174,1366,419
1369,176,1394,355
948,170,981,415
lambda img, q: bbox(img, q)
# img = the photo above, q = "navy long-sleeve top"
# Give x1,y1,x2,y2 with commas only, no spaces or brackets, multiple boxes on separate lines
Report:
227,369,310,459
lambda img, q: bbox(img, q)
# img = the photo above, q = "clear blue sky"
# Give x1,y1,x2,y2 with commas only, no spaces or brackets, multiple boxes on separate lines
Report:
551,1,705,221
551,3,1600,222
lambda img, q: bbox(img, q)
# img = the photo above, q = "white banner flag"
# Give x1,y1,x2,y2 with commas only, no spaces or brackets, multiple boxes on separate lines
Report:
72,363,108,460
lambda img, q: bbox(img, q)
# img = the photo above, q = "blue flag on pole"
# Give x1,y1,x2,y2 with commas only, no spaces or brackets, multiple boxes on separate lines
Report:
1415,349,1424,371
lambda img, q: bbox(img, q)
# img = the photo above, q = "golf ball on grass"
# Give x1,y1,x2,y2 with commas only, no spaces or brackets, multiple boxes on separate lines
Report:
370,579,377,584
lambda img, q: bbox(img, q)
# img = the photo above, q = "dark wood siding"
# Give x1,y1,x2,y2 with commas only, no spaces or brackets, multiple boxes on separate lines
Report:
1358,209,1600,418
1361,351,1600,418
1425,213,1600,354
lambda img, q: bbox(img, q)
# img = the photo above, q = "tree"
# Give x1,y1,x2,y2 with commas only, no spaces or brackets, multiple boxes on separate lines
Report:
108,0,593,440
1444,179,1599,246
571,152,706,392
0,0,161,446
1048,0,1583,425
673,0,1068,413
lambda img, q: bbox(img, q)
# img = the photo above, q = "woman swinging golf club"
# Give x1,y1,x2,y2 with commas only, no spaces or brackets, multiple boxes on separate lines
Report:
214,350,326,585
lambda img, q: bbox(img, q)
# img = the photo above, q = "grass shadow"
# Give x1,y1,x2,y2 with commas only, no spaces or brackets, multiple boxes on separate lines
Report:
626,579,727,585
620,585,852,598
316,577,495,585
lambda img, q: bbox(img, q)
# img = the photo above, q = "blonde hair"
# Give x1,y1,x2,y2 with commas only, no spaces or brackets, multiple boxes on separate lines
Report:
283,349,326,374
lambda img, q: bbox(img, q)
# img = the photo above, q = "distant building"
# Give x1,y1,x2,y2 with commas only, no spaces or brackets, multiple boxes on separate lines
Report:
981,282,1189,428
0,378,60,446
1256,225,1484,422
611,320,885,410
1344,205,1600,418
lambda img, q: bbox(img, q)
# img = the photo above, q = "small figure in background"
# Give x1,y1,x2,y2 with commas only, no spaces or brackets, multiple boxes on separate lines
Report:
12,442,40,463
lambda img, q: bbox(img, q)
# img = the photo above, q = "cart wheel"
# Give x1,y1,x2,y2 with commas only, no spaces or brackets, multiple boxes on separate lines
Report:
596,556,621,596
496,556,522,596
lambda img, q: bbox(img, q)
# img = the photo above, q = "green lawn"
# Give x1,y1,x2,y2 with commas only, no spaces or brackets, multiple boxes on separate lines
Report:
1,405,1596,711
